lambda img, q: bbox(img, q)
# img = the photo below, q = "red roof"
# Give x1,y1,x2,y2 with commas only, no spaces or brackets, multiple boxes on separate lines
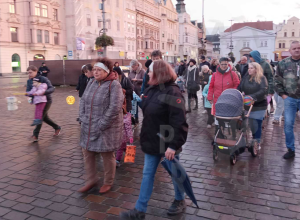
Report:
224,21,273,32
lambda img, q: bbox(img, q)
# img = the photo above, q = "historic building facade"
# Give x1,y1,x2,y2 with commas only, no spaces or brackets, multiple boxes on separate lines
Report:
0,0,67,74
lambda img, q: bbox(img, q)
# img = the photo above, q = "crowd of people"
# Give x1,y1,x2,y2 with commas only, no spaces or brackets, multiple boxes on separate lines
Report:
23,41,300,220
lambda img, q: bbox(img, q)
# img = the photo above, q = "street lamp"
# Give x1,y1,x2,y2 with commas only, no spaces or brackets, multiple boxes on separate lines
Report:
229,19,234,53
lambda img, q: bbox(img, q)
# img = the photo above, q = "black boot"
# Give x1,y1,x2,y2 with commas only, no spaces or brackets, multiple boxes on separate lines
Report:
283,149,295,159
120,209,145,220
167,199,186,215
186,99,191,113
193,97,198,110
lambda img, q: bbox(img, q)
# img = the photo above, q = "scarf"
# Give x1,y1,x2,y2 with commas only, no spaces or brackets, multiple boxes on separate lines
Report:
188,65,197,72
217,66,230,74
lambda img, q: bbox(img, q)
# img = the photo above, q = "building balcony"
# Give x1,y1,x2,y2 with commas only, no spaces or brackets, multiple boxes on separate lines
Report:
213,48,220,52
167,39,174,43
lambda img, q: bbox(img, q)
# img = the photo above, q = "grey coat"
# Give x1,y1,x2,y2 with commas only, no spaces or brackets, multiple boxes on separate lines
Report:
79,79,124,152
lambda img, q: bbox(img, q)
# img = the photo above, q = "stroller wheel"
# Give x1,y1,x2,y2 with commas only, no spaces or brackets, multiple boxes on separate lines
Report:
250,141,259,157
213,150,218,161
230,154,237,165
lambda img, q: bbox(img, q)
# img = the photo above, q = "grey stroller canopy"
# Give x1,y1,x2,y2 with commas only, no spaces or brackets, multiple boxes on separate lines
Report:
215,89,244,117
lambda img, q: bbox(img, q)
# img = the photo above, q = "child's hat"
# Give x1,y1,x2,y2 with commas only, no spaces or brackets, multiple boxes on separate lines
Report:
33,78,40,82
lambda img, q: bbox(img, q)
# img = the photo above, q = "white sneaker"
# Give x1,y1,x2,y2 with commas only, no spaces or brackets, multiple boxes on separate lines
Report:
207,125,212,129
202,110,207,114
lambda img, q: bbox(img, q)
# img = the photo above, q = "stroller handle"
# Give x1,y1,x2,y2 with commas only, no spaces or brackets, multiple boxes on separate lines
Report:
245,104,254,117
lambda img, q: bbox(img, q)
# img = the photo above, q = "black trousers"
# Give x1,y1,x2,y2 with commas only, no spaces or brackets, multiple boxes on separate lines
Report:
206,108,214,125
33,102,59,138
188,93,198,99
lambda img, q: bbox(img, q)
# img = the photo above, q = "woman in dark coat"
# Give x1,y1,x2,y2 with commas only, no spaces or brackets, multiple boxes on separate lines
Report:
113,66,133,112
120,60,189,220
184,59,200,112
238,62,268,153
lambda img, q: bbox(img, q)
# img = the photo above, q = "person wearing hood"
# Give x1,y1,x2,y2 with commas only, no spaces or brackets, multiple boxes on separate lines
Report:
78,58,124,194
184,59,200,112
249,51,274,96
207,57,240,118
202,75,214,128
114,66,134,112
140,59,153,95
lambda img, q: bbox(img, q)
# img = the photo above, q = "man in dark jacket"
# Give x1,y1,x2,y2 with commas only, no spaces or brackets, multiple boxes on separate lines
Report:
38,62,50,77
178,61,186,76
26,65,61,142
249,51,274,96
199,55,211,71
76,65,88,98
274,41,300,159
235,56,249,79
114,66,134,112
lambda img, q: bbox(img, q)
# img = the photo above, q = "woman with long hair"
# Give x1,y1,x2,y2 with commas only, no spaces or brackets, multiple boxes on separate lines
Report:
238,62,268,152
120,60,188,220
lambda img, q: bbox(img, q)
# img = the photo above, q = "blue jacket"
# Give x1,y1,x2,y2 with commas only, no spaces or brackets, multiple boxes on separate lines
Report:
202,75,212,108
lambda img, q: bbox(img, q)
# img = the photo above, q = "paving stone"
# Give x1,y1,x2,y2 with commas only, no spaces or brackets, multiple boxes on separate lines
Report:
84,211,108,220
3,211,30,220
30,199,53,208
12,203,34,212
196,209,220,220
28,207,52,217
47,202,69,212
64,206,88,216
45,211,71,220
0,207,10,217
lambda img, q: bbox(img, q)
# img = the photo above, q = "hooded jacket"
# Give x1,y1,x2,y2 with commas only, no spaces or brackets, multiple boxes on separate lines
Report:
79,72,124,152
249,51,274,94
202,75,212,108
140,82,188,155
76,73,88,97
207,64,240,115
128,62,145,96
184,65,200,94
26,76,55,102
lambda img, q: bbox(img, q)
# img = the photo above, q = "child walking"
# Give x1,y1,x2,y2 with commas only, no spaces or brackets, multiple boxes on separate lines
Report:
116,105,134,167
26,78,48,126
202,75,214,128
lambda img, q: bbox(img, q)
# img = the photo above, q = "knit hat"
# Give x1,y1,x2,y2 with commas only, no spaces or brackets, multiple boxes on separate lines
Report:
249,50,261,63
189,59,196,65
201,55,206,60
145,59,153,68
113,66,123,75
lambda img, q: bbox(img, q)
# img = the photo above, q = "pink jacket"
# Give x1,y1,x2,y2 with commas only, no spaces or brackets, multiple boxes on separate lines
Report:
27,83,48,104
122,113,133,143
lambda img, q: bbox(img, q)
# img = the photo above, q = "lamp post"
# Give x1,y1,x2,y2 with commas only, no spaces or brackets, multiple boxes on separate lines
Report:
100,0,107,57
229,19,234,53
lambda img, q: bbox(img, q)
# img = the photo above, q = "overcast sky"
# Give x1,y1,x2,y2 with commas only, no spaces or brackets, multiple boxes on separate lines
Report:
171,0,300,35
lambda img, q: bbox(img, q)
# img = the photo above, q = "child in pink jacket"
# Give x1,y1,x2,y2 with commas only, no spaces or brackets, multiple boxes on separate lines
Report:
116,110,134,167
26,78,48,126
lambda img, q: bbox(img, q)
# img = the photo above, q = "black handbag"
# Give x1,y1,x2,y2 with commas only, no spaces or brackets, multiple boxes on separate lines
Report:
187,69,200,92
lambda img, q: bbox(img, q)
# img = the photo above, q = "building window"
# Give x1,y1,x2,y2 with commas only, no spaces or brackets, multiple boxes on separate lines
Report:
162,33,164,38
132,45,134,51
12,54,21,72
146,41,148,49
150,42,153,49
42,5,48,17
117,21,120,31
284,32,287,37
292,32,295,37
141,41,143,49
279,43,281,48
162,43,164,49
98,17,101,28
283,43,285,48
53,9,58,21
137,40,140,49
35,3,40,16
260,41,263,47
30,29,33,43
141,29,143,35
128,24,130,32
128,44,130,51
87,14,91,26
175,45,176,51
107,20,111,29
54,32,59,45
116,0,119,7
9,0,16,13
45,30,49,43
132,27,134,33
264,41,267,47
137,29,139,34
37,30,42,43
185,37,188,43
10,27,18,42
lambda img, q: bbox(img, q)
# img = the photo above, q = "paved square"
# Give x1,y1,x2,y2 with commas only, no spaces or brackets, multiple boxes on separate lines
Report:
0,81,300,219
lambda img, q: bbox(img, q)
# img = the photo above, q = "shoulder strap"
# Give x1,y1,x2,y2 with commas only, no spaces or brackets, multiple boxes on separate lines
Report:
230,71,233,83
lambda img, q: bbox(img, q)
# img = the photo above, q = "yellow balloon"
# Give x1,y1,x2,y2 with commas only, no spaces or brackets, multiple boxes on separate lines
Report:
66,96,75,105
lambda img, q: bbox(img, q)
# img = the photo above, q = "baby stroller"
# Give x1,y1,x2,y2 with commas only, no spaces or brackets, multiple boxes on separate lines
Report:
212,89,257,165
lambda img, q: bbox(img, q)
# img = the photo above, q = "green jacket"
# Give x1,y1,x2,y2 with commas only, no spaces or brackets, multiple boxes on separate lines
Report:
260,60,274,94
274,57,300,99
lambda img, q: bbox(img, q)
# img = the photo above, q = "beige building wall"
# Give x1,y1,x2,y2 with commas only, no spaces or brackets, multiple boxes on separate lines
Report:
160,0,179,63
275,17,300,59
124,0,137,60
0,0,67,74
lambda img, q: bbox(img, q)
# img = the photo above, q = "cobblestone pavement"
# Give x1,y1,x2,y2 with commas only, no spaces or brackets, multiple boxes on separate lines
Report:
0,83,300,220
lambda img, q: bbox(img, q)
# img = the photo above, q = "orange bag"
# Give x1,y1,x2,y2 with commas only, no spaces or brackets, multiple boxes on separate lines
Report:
124,145,136,163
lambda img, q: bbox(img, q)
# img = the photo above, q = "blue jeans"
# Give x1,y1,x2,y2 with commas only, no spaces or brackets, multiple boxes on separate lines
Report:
135,154,185,213
249,119,263,143
284,96,300,151
274,93,284,121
